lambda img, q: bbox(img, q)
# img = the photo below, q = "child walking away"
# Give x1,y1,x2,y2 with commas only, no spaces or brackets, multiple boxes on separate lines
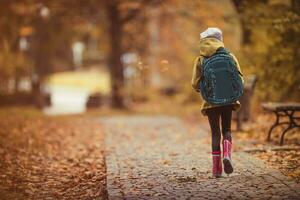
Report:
191,27,244,178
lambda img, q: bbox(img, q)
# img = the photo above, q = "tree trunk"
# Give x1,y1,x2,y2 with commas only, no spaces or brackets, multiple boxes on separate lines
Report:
106,2,125,108
32,17,52,108
14,69,20,94
231,0,251,44
148,7,161,88
232,0,270,45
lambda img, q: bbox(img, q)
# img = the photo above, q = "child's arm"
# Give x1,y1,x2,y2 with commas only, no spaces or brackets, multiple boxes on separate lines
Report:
230,53,243,76
191,56,202,92
230,53,244,83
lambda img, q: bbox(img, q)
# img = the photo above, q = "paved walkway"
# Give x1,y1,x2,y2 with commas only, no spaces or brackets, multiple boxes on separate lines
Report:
101,116,300,200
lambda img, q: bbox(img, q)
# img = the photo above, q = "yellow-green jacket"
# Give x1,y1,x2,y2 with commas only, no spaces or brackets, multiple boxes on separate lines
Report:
191,37,243,115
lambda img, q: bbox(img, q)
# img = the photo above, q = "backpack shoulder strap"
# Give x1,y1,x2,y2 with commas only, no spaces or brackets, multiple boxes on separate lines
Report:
216,47,229,55
202,47,228,66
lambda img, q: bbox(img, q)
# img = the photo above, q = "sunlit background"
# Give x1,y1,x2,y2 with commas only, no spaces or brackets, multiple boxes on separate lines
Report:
0,0,299,115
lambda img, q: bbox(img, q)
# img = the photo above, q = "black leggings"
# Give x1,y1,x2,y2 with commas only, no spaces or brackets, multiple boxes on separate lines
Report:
206,105,233,152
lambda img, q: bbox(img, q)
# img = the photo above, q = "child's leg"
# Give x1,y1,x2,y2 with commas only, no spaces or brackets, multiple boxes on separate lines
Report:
220,105,234,175
207,108,222,178
220,105,232,142
207,108,223,177
206,109,221,151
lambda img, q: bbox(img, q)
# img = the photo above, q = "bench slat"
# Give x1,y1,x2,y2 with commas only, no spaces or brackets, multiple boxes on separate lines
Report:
262,102,300,112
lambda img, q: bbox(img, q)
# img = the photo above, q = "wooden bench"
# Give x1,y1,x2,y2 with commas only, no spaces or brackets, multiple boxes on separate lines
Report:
262,102,300,145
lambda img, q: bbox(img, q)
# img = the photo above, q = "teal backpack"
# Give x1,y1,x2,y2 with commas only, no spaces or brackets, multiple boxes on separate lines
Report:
199,47,243,105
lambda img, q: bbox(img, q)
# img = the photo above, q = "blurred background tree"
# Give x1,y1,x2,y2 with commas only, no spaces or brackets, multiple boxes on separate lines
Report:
233,0,300,102
0,0,299,110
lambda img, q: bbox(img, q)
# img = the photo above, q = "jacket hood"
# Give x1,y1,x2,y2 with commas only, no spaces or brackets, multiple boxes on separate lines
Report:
199,37,224,57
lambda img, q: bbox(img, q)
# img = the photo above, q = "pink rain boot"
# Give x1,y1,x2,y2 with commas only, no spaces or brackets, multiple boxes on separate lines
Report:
212,151,222,178
223,139,233,175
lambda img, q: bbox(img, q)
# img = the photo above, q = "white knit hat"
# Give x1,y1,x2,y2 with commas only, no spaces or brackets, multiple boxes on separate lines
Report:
200,27,223,41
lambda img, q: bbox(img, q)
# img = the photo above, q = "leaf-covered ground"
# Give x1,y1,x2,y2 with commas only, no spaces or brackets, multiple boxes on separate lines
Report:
234,113,300,183
253,149,300,182
0,107,106,200
0,105,299,199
